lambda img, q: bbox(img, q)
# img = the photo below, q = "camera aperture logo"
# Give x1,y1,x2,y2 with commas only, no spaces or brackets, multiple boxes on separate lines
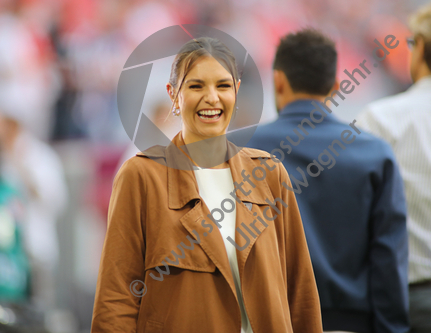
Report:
117,24,264,170
129,280,147,297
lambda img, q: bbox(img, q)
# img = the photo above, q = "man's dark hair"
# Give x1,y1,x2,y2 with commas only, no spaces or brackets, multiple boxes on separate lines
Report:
273,28,337,95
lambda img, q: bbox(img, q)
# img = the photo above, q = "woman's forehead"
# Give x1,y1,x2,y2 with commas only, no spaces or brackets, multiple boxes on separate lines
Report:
184,56,233,81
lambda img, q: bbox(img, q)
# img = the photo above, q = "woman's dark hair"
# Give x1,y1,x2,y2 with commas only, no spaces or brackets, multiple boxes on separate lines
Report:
168,37,239,114
273,28,337,95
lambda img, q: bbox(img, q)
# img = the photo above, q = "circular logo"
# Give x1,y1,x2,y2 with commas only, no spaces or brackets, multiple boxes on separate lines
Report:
117,24,263,170
130,280,147,297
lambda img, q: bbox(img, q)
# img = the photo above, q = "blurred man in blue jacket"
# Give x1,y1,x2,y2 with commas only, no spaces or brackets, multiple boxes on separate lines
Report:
246,28,409,333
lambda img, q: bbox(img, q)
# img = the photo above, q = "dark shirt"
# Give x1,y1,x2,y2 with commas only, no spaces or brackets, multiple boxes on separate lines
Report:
246,99,409,333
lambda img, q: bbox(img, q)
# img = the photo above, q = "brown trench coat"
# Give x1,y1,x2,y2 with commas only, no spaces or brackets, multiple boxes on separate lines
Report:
91,131,322,333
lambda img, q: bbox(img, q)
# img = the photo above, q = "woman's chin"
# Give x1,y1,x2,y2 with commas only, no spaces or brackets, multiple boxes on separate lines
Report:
198,128,228,140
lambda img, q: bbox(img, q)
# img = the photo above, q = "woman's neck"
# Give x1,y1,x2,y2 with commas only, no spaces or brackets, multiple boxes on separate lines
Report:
180,131,229,169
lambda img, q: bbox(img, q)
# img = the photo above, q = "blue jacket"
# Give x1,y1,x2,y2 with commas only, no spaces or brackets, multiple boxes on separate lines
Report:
246,99,409,333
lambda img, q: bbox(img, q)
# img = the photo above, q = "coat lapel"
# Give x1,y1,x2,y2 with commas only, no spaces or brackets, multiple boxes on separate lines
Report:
226,142,275,282
166,132,239,299
140,131,275,302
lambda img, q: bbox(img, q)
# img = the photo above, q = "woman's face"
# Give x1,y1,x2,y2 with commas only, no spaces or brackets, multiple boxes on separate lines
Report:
168,55,240,144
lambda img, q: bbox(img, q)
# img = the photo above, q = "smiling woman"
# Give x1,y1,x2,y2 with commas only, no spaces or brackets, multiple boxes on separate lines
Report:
166,38,241,162
91,37,323,333
167,55,239,146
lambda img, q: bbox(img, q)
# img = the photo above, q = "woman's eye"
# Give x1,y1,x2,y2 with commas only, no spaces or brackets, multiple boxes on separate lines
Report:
189,85,202,89
219,84,232,88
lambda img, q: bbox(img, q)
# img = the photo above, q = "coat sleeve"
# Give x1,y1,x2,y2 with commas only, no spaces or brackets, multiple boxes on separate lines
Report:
91,158,146,333
369,149,409,333
278,162,323,332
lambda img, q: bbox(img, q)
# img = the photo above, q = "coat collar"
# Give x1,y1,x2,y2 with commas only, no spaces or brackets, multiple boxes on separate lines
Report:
136,131,275,209
136,131,276,302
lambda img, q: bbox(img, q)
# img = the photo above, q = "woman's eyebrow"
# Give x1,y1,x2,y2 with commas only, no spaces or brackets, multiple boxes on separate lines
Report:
217,78,233,83
185,78,233,84
185,79,204,84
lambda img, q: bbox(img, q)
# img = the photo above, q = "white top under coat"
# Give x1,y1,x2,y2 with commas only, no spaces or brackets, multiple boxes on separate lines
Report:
193,166,253,333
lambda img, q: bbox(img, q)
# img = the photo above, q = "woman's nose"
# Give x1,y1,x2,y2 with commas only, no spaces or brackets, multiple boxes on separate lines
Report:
204,87,219,105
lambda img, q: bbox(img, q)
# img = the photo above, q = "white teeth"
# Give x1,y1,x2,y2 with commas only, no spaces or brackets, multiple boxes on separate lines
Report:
198,109,222,116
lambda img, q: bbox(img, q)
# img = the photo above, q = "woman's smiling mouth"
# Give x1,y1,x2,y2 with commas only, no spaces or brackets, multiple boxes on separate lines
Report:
196,109,223,123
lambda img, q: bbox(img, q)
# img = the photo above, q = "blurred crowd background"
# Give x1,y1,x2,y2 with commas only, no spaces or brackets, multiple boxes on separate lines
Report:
0,0,429,332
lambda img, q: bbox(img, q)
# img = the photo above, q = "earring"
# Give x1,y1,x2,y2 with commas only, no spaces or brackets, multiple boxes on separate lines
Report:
233,106,239,118
172,107,180,116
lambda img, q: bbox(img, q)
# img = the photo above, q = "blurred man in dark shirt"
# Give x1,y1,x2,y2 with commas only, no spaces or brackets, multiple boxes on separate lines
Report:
246,28,409,333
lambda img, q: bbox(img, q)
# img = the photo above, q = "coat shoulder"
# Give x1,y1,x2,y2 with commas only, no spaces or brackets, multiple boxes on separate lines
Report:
135,144,166,158
241,147,273,159
117,148,167,182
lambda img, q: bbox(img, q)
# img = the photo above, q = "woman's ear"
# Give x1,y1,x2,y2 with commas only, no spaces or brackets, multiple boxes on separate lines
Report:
166,83,176,103
236,79,241,93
